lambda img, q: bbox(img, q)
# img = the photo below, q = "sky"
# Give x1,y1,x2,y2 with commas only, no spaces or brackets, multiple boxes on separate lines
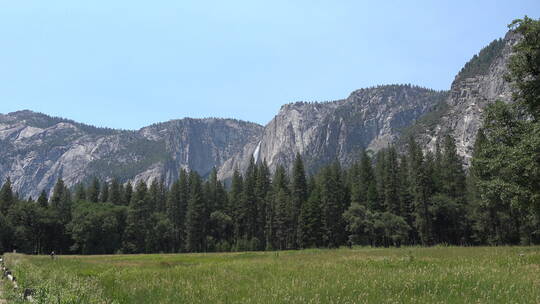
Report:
0,1,539,129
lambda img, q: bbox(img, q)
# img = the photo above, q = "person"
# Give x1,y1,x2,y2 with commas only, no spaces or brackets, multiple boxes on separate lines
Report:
50,251,55,260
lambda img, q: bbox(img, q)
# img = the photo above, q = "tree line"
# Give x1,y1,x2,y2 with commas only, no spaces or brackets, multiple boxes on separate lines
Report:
0,17,539,255
0,130,538,255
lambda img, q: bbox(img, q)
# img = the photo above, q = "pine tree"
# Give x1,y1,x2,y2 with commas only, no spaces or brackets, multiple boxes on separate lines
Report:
148,179,161,213
37,190,49,208
269,165,291,250
74,183,86,201
229,169,245,245
206,168,227,212
290,153,308,249
50,178,72,252
123,181,150,253
255,161,270,247
0,177,15,214
431,135,468,244
87,177,100,203
297,182,322,248
243,157,259,247
167,179,183,252
185,172,208,252
123,182,133,205
100,181,109,203
408,137,433,245
374,150,387,212
109,178,122,205
398,154,414,243
273,188,290,250
356,149,378,208
320,163,346,248
440,135,466,200
383,146,401,215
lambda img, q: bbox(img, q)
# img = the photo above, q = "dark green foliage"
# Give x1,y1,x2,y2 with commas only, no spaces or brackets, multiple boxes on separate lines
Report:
507,17,540,118
122,181,151,253
185,172,208,252
470,101,540,244
343,203,409,247
109,178,122,205
37,190,48,208
146,212,174,253
123,182,133,205
87,178,100,203
297,185,323,248
0,211,11,253
74,183,86,201
320,163,347,248
291,153,308,249
382,147,401,215
0,177,15,214
67,201,127,254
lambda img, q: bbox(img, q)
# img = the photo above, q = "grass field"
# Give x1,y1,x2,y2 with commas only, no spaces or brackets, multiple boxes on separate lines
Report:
2,247,540,303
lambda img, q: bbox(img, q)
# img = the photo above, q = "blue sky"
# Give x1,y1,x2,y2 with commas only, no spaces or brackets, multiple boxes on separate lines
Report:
0,1,538,129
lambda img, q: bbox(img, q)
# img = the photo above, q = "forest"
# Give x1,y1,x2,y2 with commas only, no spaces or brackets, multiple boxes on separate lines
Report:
0,17,539,255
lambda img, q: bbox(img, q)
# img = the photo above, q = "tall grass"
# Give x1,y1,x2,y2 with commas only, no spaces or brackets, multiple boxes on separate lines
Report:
3,247,540,303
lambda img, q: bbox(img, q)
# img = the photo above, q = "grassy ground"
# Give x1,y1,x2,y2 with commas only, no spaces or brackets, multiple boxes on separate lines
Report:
0,280,6,304
2,246,540,303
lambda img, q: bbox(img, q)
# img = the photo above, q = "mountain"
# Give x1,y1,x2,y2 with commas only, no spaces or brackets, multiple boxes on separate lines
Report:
0,112,262,198
404,31,519,164
0,30,519,197
218,85,447,179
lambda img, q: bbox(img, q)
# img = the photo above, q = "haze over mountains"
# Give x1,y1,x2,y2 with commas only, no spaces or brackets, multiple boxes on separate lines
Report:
0,31,517,198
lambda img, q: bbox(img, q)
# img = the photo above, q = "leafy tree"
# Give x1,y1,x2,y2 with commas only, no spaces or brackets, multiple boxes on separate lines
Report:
68,201,125,254
507,17,540,118
146,212,174,253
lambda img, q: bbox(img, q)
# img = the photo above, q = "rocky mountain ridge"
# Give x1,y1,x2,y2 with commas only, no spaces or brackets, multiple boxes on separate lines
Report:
408,31,519,164
0,112,262,198
218,85,447,179
0,31,518,197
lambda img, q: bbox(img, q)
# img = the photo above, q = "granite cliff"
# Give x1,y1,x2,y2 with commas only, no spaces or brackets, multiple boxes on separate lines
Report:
0,112,262,198
406,31,519,164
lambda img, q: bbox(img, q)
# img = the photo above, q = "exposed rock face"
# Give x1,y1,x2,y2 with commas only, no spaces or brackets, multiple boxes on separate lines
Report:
0,111,262,198
218,85,447,179
412,31,520,164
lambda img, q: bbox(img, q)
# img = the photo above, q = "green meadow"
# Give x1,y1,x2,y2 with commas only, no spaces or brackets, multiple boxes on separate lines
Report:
2,247,540,303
